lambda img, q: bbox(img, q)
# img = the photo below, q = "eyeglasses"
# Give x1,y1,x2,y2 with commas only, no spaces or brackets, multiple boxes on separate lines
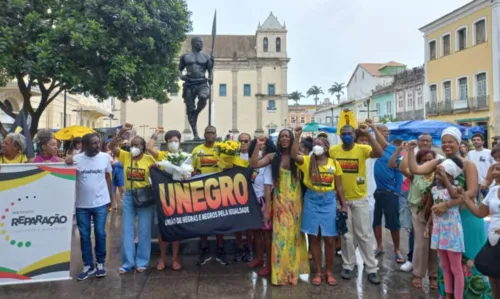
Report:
239,140,249,144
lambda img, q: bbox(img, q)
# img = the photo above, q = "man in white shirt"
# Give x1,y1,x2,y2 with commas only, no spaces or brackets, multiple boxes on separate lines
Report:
467,133,494,198
68,133,112,281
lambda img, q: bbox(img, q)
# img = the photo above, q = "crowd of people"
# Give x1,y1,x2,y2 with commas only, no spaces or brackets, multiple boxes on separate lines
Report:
1,120,500,298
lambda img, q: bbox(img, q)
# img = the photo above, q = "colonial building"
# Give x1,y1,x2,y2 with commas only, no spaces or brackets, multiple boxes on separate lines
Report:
0,82,115,131
394,66,425,120
346,61,406,122
118,12,290,139
287,105,316,129
346,61,406,102
371,82,395,122
420,0,500,144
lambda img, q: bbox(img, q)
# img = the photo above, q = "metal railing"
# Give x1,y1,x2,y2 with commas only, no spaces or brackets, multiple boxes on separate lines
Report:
425,95,489,115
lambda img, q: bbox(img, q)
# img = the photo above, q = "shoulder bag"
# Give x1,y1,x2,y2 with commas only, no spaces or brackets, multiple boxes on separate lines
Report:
129,157,155,208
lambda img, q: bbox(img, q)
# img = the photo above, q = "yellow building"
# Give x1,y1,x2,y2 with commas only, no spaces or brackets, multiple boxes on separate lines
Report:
420,0,500,144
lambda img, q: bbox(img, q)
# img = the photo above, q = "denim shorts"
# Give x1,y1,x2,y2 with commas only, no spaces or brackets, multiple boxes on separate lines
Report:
112,164,124,188
373,189,400,230
301,189,337,237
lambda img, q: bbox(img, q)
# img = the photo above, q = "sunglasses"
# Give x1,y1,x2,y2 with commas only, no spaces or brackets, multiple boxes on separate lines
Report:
239,140,249,144
341,132,353,136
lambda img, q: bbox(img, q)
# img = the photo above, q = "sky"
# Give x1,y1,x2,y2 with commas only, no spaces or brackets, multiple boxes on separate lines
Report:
186,0,470,104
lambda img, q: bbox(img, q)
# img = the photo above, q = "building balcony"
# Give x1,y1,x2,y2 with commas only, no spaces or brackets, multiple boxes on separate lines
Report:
469,95,489,110
425,95,489,116
396,109,424,121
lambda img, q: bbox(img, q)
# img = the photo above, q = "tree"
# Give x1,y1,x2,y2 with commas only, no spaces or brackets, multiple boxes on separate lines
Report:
306,85,323,106
0,0,192,135
288,91,304,106
328,82,345,104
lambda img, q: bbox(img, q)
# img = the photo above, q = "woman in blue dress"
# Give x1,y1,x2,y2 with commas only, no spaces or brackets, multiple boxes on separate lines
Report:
407,127,491,299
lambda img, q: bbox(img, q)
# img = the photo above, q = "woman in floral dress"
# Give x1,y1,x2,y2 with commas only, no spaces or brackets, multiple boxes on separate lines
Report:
251,130,309,286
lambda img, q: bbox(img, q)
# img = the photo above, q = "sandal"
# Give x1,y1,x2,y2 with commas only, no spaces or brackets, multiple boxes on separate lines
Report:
374,249,385,257
156,260,166,271
258,266,271,277
136,267,148,273
311,273,322,286
412,276,422,288
396,253,406,264
430,277,438,290
326,272,337,286
172,260,182,271
119,267,130,275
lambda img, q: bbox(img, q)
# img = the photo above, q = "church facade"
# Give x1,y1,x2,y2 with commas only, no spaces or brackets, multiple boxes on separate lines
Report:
118,12,290,139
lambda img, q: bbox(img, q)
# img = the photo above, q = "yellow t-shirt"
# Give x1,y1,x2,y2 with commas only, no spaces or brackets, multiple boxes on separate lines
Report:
297,155,343,192
118,149,156,189
329,144,371,200
156,150,168,162
0,154,28,164
191,144,219,174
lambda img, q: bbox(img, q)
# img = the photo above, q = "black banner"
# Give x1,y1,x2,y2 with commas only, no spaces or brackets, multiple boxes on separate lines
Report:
150,167,263,242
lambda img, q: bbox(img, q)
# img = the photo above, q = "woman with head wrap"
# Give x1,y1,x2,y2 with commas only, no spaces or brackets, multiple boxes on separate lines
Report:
406,127,491,298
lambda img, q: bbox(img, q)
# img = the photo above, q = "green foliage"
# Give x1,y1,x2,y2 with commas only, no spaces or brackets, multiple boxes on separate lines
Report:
306,85,323,106
288,91,304,105
379,114,399,124
328,82,345,103
0,0,192,134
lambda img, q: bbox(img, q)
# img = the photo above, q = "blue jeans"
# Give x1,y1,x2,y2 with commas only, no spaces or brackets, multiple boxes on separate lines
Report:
76,204,108,267
408,229,414,262
121,190,154,270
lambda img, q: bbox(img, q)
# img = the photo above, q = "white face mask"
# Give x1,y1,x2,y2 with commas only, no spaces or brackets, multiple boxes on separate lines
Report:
312,145,325,156
168,141,179,152
130,147,141,157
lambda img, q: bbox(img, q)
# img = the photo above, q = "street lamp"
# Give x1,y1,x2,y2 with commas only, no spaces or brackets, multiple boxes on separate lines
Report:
284,118,287,129
330,107,334,126
359,98,377,119
138,124,150,138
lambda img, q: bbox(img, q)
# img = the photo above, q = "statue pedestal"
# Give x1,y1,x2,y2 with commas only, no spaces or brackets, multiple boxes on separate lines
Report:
151,139,238,255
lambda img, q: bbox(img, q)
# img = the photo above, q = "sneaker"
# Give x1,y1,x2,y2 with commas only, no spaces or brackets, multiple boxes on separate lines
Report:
243,248,253,262
340,268,352,280
336,249,342,256
234,248,245,262
216,248,229,266
196,248,211,266
77,265,96,281
367,273,381,285
400,261,413,272
95,263,106,278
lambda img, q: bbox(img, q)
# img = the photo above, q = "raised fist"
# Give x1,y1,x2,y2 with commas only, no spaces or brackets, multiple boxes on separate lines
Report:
257,136,266,146
295,126,303,135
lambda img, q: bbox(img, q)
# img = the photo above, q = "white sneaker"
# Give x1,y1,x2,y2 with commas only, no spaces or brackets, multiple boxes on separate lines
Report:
400,261,413,272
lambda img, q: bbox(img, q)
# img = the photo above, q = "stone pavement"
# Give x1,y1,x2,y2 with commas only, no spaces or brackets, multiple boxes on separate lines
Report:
0,210,438,299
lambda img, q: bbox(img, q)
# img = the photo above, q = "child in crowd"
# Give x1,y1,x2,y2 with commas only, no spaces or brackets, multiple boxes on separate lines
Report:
425,157,465,299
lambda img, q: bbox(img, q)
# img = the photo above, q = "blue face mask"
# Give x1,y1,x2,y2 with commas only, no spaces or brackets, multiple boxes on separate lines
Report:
341,135,354,145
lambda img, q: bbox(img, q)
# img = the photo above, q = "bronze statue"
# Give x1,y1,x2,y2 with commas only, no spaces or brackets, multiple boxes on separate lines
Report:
178,37,214,140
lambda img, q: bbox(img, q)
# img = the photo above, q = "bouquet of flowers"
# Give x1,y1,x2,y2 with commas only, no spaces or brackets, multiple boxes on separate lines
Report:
156,151,193,180
215,140,240,169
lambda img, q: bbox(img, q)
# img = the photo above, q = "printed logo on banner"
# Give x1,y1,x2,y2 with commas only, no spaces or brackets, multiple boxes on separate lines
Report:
150,167,262,242
0,164,76,285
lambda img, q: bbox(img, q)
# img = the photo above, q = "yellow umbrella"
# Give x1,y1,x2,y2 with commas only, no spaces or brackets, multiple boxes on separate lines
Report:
54,126,95,141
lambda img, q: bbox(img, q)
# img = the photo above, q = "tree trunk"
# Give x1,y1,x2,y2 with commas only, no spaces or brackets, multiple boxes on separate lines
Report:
336,94,341,103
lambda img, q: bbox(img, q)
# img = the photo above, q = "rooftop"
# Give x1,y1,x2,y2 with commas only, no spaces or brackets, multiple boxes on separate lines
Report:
181,35,256,58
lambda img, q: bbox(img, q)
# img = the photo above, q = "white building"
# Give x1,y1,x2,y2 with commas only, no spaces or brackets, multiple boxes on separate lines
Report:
346,61,406,102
